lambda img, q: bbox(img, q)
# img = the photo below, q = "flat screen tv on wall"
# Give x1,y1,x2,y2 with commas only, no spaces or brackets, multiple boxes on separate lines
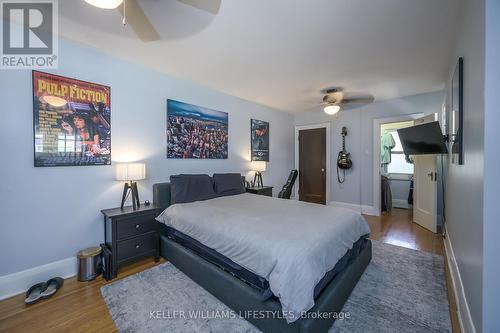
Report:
397,121,448,156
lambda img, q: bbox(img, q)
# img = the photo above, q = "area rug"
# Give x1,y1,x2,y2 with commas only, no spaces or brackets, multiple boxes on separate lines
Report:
101,241,451,332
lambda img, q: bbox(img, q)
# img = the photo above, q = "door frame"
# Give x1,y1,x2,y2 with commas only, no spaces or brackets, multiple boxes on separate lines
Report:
294,123,331,202
373,113,424,216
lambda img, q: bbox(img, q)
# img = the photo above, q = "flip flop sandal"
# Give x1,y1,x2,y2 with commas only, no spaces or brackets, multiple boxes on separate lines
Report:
40,277,64,299
25,282,48,305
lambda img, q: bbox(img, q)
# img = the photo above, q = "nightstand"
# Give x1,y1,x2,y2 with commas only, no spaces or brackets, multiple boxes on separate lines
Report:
246,186,274,197
101,205,160,278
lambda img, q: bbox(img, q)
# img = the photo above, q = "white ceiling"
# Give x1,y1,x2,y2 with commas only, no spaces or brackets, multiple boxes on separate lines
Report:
58,0,460,114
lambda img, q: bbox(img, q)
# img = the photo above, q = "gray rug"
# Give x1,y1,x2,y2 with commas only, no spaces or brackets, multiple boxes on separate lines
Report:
101,241,451,333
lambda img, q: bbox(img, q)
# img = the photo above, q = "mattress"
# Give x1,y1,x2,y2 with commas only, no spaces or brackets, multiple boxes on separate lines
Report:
159,223,368,301
155,193,371,322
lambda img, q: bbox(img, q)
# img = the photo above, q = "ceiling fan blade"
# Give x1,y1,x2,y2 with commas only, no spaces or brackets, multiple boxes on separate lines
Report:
117,0,160,42
341,94,375,104
177,0,221,14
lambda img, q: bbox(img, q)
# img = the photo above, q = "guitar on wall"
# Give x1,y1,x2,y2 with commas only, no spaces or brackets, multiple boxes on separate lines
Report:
337,126,352,183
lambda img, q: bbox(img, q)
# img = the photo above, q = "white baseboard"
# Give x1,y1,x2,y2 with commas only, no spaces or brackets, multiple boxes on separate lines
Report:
0,257,77,301
443,227,476,333
329,201,378,216
362,205,379,216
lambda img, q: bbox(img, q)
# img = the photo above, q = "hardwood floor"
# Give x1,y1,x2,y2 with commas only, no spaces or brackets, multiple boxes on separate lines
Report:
0,257,166,333
364,208,445,255
0,209,459,333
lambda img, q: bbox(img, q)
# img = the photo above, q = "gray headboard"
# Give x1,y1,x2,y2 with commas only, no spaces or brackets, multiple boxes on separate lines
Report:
153,176,246,211
153,182,171,211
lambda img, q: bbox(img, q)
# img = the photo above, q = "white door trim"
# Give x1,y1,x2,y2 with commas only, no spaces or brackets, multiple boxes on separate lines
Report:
294,123,331,203
373,113,424,216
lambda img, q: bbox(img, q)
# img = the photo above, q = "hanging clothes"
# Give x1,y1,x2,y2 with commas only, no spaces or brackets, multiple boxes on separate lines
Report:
381,175,392,212
380,132,396,165
408,177,414,205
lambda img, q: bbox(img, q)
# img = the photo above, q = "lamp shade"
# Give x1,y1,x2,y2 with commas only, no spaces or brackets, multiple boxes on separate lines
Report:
84,0,123,9
250,161,266,172
115,163,146,181
324,104,341,115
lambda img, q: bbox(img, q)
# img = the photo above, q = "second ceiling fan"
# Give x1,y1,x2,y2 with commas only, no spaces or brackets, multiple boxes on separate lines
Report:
84,0,221,42
321,87,374,115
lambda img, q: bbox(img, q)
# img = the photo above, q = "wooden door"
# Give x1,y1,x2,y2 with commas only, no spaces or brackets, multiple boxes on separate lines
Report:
413,155,438,233
299,128,326,204
412,114,438,233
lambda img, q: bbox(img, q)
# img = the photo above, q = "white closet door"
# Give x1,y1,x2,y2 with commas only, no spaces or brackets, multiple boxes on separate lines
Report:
412,113,438,233
413,155,437,233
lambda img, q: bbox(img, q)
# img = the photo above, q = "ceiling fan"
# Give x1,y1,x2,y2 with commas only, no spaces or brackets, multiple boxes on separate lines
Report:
321,87,374,115
84,0,221,42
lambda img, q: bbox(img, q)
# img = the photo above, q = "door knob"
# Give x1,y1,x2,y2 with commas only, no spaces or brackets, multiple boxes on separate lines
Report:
427,172,434,181
321,168,325,172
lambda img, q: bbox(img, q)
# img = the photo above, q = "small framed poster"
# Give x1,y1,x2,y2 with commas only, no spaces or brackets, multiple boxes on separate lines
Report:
251,119,269,161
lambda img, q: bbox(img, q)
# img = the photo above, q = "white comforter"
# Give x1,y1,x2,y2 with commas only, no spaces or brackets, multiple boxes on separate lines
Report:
156,193,370,323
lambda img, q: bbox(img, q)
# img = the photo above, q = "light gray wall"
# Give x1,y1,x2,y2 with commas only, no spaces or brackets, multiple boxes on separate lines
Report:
294,91,443,208
443,0,485,331
0,39,294,276
482,0,500,331
388,176,411,209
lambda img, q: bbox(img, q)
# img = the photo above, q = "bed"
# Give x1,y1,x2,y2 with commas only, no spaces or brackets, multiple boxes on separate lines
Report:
153,180,372,333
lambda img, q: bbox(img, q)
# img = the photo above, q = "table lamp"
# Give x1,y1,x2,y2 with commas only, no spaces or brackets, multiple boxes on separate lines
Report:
250,161,266,188
115,163,146,210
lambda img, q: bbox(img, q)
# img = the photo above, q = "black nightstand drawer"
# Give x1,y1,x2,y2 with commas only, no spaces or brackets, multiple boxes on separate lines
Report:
246,186,273,197
117,232,157,262
102,205,161,279
116,213,156,240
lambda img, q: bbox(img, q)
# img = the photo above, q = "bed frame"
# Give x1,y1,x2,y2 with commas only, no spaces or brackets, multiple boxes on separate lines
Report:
153,182,372,333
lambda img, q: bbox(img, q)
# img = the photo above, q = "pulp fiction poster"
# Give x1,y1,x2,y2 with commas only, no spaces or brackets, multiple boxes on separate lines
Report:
33,71,111,167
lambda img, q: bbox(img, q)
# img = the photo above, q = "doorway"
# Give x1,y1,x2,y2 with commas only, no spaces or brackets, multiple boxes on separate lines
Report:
294,123,330,204
379,121,415,225
373,114,424,216
374,113,440,233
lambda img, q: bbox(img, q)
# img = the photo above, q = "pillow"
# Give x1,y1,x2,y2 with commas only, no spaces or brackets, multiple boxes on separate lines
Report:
170,174,217,204
213,173,245,197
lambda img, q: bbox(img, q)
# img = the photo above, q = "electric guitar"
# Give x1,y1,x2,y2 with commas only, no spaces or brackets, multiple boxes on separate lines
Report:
337,127,352,170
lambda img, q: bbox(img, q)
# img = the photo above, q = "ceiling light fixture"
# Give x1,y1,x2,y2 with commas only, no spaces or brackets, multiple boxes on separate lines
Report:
323,104,341,115
84,0,123,9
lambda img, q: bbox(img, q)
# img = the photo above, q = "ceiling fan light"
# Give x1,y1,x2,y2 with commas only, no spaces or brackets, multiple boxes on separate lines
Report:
324,105,341,115
84,0,123,9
